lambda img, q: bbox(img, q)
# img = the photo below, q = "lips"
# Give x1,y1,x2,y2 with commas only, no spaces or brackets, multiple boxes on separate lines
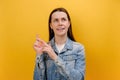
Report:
56,28,65,31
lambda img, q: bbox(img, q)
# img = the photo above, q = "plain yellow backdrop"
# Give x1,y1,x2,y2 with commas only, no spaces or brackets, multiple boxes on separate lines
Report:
0,0,120,80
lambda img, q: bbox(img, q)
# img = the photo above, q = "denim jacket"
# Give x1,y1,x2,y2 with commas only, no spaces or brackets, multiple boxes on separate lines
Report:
34,38,85,80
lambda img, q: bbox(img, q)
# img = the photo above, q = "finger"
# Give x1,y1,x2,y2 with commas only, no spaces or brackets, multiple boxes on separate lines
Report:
36,39,48,47
34,42,42,48
42,47,48,53
36,34,41,42
33,44,43,52
33,43,39,48
48,43,51,46
36,34,44,45
36,34,48,47
41,40,47,45
36,34,44,43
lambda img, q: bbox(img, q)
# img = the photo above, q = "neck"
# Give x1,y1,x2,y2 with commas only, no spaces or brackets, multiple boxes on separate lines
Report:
55,35,67,45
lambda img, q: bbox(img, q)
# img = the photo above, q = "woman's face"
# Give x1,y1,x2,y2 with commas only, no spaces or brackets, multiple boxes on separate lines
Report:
50,11,70,37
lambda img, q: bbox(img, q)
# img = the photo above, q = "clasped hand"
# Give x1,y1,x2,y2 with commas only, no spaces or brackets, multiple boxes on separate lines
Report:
33,35,57,60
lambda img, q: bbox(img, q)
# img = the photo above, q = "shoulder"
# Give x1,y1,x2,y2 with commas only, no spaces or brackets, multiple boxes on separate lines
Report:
71,41,85,56
72,41,84,50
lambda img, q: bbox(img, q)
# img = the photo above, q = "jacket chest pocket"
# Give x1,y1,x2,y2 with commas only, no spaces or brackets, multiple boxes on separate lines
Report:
62,54,77,68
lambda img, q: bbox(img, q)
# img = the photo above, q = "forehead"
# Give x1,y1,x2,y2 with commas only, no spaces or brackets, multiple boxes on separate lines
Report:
51,11,68,19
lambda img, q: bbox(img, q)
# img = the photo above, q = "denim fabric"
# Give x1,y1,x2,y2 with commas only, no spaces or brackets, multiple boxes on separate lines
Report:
33,38,85,80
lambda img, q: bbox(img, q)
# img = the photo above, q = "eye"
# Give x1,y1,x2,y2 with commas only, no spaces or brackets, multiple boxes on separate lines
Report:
62,18,67,21
53,19,58,22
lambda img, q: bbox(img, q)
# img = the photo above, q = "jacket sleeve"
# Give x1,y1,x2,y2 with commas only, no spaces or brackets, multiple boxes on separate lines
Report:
54,46,85,80
33,54,45,80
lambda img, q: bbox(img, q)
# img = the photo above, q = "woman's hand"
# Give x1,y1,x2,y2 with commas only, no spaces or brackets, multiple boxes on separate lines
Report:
33,35,57,60
42,43,57,60
33,35,44,55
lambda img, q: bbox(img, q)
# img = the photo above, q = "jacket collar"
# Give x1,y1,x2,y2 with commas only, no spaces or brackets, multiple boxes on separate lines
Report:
50,37,73,53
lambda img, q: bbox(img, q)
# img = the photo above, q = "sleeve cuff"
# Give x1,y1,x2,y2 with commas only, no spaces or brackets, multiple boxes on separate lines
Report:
54,56,64,66
36,54,42,63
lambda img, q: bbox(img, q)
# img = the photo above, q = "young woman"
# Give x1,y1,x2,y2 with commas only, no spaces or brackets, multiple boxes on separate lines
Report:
33,7,85,80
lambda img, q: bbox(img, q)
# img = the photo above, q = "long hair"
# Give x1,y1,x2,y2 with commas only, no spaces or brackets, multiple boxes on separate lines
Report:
48,7,75,41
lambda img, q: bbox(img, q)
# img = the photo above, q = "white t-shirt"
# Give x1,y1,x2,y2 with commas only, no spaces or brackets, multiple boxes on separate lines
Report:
55,43,65,53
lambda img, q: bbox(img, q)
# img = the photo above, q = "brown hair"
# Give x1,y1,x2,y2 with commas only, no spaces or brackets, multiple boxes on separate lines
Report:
48,7,75,41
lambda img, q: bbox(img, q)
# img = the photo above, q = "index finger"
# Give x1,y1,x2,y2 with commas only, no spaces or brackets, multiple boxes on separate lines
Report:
36,34,48,46
40,39,48,47
36,34,42,42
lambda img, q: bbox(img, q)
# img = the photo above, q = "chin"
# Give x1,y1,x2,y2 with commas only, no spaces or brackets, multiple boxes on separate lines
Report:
56,33,66,37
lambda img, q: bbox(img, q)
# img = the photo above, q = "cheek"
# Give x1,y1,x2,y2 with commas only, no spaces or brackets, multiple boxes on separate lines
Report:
66,22,70,28
65,20,70,26
51,25,56,30
50,23,55,30
51,23,57,28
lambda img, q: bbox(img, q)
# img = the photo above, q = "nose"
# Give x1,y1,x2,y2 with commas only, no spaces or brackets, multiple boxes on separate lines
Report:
58,20,63,26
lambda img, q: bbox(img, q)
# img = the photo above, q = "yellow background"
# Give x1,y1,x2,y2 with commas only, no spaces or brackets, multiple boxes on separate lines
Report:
0,0,120,80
